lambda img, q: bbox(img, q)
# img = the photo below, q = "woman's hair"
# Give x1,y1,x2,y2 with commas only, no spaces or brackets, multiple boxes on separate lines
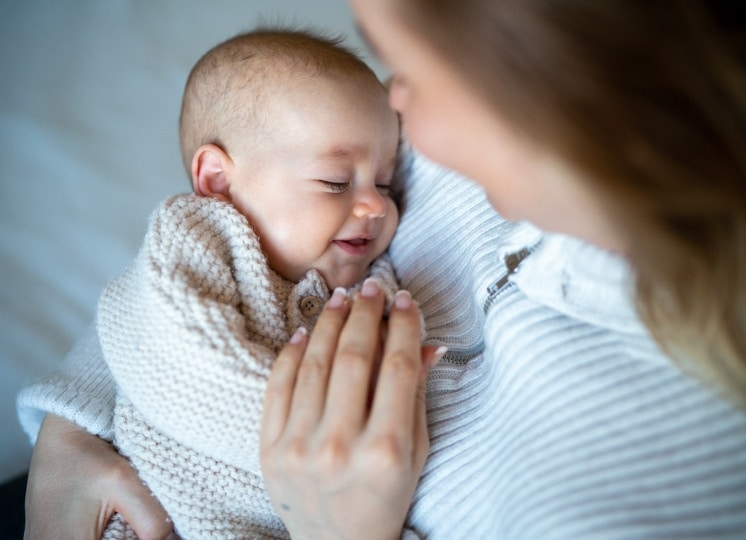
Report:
396,0,746,402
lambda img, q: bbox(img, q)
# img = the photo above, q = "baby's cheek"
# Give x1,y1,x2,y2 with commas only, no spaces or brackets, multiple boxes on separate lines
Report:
382,202,400,244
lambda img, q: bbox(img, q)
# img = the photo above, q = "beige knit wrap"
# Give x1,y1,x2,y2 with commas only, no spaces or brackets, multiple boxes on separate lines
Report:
98,194,400,539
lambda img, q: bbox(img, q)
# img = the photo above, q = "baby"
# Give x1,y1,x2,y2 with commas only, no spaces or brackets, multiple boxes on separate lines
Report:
97,28,402,539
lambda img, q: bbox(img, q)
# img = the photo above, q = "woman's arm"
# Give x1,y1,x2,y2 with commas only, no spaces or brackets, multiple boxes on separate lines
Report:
261,281,437,540
17,319,175,538
24,415,176,540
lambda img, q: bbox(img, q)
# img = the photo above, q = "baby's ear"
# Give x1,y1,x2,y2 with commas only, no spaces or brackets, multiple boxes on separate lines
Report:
191,144,233,201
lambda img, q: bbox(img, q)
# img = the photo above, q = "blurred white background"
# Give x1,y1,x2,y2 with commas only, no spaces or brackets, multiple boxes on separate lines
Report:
0,0,383,484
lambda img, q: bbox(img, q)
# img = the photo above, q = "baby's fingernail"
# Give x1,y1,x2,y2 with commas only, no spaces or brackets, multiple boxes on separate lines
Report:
290,326,307,344
360,278,380,298
431,346,448,367
394,289,412,310
327,287,348,309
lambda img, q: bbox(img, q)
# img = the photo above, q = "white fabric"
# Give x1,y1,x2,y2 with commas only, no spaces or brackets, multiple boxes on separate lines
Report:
389,154,746,539
19,152,746,538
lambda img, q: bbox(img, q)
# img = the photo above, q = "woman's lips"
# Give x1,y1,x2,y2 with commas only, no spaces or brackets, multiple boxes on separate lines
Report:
333,238,372,255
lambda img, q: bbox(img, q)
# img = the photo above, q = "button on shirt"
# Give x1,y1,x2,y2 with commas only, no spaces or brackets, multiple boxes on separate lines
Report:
299,295,323,318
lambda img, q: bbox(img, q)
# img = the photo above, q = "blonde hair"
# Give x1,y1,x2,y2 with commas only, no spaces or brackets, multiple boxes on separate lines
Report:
179,28,381,175
396,0,746,402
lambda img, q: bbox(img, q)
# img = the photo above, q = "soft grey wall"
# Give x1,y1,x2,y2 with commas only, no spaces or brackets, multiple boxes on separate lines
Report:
0,0,382,484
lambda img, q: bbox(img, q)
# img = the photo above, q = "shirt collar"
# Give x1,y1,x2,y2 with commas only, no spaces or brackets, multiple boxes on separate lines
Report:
510,230,647,335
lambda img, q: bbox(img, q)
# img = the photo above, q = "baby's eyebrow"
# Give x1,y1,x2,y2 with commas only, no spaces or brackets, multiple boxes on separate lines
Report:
324,147,354,160
315,148,397,180
319,144,367,162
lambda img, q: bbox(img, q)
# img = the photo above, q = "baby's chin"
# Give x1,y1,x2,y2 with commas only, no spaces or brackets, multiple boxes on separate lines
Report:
325,274,364,291
320,267,369,292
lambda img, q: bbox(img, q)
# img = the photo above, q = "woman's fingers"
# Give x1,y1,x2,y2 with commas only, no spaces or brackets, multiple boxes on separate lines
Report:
285,288,351,433
323,279,387,433
104,462,177,540
264,284,435,447
368,290,426,441
412,345,443,470
260,286,433,539
261,325,310,448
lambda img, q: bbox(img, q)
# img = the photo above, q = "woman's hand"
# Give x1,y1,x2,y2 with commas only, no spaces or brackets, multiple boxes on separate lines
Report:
261,280,436,540
24,414,176,540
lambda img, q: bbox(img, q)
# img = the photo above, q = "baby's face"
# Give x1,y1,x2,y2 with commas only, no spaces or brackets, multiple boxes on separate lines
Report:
227,73,400,289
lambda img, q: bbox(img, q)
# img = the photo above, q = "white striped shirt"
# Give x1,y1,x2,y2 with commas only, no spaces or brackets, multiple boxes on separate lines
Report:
391,153,746,539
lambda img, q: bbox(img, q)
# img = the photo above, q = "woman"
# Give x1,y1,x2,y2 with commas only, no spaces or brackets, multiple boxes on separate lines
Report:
22,0,746,538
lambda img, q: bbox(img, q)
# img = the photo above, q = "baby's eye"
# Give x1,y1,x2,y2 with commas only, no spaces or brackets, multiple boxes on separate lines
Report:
319,180,350,193
376,184,391,196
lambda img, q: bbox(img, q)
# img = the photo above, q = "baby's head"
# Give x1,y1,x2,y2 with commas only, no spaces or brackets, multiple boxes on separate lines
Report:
179,28,400,289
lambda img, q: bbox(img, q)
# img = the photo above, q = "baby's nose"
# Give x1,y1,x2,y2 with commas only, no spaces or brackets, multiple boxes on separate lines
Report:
352,187,386,219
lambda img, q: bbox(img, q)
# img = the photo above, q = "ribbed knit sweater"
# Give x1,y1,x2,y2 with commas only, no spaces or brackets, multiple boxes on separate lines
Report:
18,153,746,539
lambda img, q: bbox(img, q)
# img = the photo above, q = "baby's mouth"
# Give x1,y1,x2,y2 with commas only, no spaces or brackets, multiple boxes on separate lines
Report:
334,237,373,255
345,238,369,246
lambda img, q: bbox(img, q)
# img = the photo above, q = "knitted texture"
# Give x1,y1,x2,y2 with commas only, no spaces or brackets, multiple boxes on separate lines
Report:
97,194,400,539
16,323,117,443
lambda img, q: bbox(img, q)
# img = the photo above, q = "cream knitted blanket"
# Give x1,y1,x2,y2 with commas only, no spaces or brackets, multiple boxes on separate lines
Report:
97,194,400,539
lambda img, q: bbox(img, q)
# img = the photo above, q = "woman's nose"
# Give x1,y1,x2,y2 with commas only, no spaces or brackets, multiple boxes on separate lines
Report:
352,185,386,219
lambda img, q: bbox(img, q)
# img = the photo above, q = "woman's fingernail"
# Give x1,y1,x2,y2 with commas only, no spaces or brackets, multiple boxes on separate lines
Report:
394,289,412,310
327,287,348,309
360,278,380,298
290,326,307,344
431,345,448,367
